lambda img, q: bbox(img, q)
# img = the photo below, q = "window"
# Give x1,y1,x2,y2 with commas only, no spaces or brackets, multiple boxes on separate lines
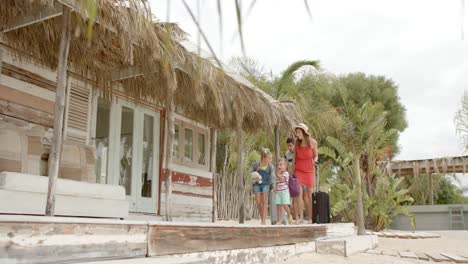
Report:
95,98,110,184
184,128,193,162
173,124,179,158
172,120,209,169
197,134,206,165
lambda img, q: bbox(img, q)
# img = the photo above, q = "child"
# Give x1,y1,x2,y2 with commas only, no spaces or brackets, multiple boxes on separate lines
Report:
274,158,294,225
249,148,275,225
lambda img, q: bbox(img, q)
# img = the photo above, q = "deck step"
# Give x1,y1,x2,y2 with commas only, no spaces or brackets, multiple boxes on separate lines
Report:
440,253,468,263
415,252,430,261
316,235,378,257
76,257,207,264
399,251,418,259
426,252,452,262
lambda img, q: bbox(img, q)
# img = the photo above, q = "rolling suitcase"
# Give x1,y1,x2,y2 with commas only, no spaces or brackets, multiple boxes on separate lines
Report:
312,163,331,223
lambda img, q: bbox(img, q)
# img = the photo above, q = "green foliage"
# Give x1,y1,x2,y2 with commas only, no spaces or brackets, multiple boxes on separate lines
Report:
368,174,415,231
402,174,468,205
455,91,468,150
435,176,465,204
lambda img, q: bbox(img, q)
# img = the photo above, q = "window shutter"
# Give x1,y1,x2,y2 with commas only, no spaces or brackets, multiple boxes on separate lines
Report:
64,78,91,145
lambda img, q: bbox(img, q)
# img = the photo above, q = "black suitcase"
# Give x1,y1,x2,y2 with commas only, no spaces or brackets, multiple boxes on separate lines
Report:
312,164,331,223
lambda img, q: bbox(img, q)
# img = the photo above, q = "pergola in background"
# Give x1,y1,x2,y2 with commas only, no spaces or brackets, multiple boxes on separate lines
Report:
383,156,468,205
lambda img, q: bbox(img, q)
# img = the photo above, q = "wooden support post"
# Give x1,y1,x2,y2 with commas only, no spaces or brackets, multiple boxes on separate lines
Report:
164,91,175,222
0,48,3,82
45,7,71,216
237,123,245,224
271,125,280,224
210,128,218,223
429,173,434,205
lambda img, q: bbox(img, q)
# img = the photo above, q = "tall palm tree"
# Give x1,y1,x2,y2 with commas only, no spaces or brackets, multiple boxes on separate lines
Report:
321,101,392,235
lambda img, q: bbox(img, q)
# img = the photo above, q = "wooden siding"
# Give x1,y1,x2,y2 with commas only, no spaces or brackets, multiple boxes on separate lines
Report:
1,62,56,92
148,224,327,256
160,169,214,219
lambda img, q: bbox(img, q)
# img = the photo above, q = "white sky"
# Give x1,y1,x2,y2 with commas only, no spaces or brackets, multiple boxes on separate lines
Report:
151,0,468,164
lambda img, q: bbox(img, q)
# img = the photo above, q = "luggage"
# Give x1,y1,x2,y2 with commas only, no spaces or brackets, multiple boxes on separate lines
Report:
312,163,331,223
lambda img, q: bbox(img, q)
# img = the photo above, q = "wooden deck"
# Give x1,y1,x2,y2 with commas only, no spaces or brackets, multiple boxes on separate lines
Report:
0,215,349,264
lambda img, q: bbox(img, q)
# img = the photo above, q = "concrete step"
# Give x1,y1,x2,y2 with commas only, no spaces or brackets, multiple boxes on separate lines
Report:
316,235,378,257
76,256,207,264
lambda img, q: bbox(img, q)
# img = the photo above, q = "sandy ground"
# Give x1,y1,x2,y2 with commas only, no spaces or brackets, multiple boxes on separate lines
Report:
276,231,468,264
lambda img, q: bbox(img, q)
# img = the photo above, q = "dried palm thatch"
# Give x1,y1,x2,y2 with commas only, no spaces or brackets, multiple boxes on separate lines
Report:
0,0,299,132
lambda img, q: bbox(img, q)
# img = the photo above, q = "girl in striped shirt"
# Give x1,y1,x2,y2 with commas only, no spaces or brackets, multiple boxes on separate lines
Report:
274,158,294,225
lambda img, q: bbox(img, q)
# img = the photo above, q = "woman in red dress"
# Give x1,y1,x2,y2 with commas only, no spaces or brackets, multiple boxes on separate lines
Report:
294,123,318,224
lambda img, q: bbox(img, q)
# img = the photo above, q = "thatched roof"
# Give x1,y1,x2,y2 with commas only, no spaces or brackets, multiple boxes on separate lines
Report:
0,0,300,132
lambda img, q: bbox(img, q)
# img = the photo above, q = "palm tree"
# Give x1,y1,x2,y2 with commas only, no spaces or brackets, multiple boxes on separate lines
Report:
320,101,393,235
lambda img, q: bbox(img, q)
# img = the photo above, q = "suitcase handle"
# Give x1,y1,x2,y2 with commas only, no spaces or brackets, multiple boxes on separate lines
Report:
315,163,320,193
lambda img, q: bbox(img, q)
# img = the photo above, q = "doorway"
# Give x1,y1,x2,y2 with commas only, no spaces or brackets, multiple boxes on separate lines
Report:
94,97,160,213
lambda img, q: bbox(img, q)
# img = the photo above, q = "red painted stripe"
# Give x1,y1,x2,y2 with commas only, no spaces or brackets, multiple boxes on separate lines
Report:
169,171,213,187
172,190,213,199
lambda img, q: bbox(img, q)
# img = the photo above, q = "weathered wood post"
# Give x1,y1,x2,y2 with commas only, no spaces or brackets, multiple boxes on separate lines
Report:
164,89,175,221
0,49,3,82
270,125,280,224
237,122,245,224
45,7,71,216
210,128,218,222
429,173,434,205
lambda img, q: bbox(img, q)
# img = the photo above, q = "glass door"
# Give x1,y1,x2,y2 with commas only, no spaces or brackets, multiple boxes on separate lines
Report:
135,109,160,213
100,98,159,213
115,101,138,209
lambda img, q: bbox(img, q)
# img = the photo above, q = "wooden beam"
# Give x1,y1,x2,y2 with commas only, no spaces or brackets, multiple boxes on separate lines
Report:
271,125,280,224
237,122,245,224
0,49,3,82
45,7,72,216
164,82,176,222
57,0,117,33
111,67,143,81
2,2,63,33
210,128,218,223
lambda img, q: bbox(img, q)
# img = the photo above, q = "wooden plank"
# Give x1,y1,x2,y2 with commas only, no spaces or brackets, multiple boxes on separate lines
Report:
171,171,213,187
0,84,54,114
148,224,327,256
381,250,398,256
2,62,57,92
0,189,128,218
0,98,54,127
440,253,468,263
393,232,410,239
0,172,125,200
415,252,430,261
1,2,63,33
0,220,147,264
365,249,382,255
426,252,452,262
382,232,396,238
399,251,418,259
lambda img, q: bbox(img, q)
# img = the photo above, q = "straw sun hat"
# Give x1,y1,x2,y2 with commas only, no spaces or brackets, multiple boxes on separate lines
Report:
294,123,311,136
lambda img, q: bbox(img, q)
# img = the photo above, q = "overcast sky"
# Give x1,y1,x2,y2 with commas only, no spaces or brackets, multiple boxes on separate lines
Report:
151,0,468,163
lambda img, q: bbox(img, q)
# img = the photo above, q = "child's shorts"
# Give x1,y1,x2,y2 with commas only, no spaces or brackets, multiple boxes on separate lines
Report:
275,191,291,205
253,184,269,193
